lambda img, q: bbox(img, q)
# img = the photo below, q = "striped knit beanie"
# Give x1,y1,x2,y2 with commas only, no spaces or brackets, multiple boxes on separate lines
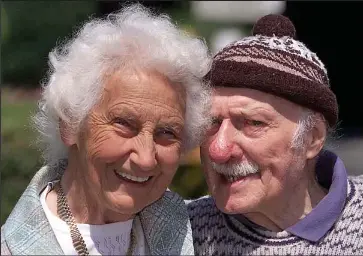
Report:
208,14,338,127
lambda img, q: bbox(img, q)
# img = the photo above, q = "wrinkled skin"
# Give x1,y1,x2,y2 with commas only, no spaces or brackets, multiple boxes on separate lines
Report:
201,87,327,231
47,68,186,224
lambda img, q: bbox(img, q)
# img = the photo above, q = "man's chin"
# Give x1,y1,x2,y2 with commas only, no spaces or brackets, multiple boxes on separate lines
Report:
215,199,246,215
213,185,260,215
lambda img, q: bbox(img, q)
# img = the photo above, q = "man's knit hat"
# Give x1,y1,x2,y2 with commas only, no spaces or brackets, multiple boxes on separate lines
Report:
208,14,338,127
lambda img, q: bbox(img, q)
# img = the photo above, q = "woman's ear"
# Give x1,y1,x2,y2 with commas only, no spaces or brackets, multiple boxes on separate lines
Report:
59,119,76,146
305,116,327,160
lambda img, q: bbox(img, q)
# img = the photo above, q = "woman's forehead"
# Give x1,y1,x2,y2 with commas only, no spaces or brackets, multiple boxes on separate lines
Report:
102,69,184,104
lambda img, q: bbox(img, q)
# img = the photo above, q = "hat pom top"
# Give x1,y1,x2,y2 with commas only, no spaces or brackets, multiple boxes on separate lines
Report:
252,14,296,39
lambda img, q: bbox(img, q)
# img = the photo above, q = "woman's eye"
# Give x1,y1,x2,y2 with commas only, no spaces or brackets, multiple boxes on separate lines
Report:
154,128,180,146
156,129,176,139
114,118,130,127
113,118,136,133
112,118,137,137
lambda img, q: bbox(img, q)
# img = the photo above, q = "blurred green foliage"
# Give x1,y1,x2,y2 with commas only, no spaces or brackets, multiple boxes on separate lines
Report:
1,1,238,87
1,1,97,86
1,89,41,224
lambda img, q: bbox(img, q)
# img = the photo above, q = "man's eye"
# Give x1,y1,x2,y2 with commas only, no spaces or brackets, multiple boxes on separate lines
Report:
206,117,222,135
211,116,222,126
244,119,265,127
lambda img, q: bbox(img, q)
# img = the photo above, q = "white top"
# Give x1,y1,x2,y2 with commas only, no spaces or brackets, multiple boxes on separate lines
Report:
40,181,149,255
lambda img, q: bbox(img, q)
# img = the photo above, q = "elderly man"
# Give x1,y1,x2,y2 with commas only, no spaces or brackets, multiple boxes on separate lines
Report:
188,14,363,255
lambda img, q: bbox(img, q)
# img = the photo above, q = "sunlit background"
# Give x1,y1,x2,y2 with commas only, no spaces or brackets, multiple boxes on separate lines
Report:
2,1,363,224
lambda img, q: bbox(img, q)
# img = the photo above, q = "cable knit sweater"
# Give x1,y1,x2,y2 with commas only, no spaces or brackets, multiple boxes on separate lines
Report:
188,175,363,255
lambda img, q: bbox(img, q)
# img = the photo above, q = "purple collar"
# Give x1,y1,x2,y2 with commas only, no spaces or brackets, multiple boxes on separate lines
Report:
286,150,348,242
233,150,348,242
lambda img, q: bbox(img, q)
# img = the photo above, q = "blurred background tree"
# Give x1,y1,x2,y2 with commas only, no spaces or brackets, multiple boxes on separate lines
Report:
2,1,98,87
2,1,362,224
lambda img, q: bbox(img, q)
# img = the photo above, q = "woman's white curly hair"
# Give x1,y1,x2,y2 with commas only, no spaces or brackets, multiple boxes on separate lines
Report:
33,3,212,167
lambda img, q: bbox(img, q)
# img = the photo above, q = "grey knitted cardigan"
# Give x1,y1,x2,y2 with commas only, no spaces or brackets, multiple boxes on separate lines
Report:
187,175,363,255
1,165,194,255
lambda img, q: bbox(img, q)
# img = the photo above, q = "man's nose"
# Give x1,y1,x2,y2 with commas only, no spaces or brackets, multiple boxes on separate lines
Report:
208,119,240,164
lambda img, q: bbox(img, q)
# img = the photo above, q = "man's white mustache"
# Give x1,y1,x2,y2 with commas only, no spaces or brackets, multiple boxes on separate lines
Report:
210,159,259,178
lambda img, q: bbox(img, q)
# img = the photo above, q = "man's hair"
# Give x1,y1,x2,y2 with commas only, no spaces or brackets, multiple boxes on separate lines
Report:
291,109,334,150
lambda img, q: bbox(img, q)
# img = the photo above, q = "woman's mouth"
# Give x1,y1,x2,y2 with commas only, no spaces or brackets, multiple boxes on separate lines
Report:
114,170,152,183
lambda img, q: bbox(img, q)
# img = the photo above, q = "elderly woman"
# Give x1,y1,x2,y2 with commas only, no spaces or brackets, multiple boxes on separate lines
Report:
1,4,211,255
188,15,363,255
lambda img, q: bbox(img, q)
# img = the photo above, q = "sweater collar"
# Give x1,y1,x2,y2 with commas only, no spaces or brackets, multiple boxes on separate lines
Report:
286,150,348,242
233,150,348,242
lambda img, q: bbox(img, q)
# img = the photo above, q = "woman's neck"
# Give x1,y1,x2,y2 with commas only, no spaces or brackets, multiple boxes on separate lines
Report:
46,158,134,224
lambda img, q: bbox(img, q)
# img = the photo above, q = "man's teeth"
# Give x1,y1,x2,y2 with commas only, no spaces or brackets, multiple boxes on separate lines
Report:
116,171,150,183
225,175,241,182
222,174,249,183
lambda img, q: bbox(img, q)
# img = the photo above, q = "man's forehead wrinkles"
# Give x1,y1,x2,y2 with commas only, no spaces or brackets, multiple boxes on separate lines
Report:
212,95,274,117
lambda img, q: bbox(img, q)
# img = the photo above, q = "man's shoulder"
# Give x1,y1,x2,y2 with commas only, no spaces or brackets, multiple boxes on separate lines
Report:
348,174,363,183
348,174,363,194
185,195,214,207
185,195,219,217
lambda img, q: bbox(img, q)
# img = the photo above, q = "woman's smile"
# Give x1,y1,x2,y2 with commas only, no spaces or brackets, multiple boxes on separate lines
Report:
114,169,152,184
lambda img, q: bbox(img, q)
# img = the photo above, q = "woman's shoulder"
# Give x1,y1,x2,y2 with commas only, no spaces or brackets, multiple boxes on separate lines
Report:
140,189,190,222
139,190,195,255
1,226,11,255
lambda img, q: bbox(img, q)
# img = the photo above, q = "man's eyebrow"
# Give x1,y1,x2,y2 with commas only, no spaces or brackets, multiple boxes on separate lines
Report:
230,107,276,120
231,106,272,114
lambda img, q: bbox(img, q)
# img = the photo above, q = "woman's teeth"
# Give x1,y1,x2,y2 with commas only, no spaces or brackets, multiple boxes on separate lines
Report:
115,171,150,183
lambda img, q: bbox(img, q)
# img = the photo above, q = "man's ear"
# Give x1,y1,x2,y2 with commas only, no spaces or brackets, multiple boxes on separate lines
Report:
59,119,76,146
306,117,327,160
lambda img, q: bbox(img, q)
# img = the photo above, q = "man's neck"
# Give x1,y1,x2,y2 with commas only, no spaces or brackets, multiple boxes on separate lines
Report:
242,168,327,232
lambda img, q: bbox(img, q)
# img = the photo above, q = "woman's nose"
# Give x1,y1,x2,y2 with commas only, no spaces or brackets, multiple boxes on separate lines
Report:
130,134,157,171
